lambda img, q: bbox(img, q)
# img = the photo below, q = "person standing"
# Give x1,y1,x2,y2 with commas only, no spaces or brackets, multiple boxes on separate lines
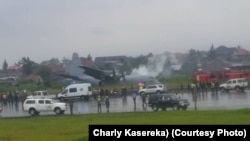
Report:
97,95,102,113
69,100,74,115
105,96,110,113
132,92,137,110
141,93,147,111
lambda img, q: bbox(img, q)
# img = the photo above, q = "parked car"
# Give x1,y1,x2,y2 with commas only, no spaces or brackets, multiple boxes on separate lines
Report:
138,84,166,95
23,98,67,116
219,78,248,92
148,94,189,111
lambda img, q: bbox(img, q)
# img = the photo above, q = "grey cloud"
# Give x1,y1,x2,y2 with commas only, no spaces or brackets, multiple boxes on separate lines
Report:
1,0,250,65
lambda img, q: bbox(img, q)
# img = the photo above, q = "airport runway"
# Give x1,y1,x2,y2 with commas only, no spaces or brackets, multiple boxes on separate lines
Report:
1,90,250,118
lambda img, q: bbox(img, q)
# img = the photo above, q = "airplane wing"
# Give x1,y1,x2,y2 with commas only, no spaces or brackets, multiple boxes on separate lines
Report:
56,73,86,82
78,66,107,80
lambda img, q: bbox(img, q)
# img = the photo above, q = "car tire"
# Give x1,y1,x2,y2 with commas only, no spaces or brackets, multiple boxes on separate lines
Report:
151,104,159,112
29,108,36,116
60,111,65,114
235,86,240,91
55,107,62,115
173,105,179,110
240,87,245,92
222,88,227,92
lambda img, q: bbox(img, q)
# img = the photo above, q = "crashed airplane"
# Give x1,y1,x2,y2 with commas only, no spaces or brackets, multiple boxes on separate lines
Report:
57,66,160,86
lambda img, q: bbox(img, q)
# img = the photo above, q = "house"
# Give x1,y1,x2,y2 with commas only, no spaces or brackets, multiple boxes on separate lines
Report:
234,46,250,56
215,45,236,55
234,46,250,61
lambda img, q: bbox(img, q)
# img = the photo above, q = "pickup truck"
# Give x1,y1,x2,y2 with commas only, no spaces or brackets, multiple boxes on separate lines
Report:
23,98,67,115
148,93,190,111
27,90,57,99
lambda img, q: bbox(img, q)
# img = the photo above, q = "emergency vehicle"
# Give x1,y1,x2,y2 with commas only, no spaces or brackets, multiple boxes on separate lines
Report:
192,68,250,83
192,69,217,83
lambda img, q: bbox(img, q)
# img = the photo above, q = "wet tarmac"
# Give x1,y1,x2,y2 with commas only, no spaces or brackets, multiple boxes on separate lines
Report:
1,90,250,118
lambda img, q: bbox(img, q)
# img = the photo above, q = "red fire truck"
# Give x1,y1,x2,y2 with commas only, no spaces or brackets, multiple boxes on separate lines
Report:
192,68,250,83
219,68,250,80
192,69,217,83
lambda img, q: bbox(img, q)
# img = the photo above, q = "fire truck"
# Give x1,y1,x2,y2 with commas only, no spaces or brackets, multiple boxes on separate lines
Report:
192,68,250,83
192,69,217,83
219,68,250,80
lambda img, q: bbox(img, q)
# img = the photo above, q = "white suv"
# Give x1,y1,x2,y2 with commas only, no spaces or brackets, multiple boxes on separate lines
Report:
23,98,67,116
219,78,248,91
138,84,166,95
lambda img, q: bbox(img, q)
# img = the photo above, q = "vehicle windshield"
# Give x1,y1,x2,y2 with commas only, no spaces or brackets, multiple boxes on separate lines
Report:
62,89,67,94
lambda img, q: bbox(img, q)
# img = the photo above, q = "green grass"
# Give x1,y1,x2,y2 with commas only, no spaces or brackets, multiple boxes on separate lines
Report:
0,109,250,141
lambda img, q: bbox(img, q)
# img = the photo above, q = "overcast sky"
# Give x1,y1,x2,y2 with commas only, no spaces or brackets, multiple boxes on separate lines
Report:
1,0,250,65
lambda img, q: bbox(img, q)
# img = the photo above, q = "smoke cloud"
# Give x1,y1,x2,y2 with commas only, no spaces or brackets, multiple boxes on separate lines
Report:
131,53,171,77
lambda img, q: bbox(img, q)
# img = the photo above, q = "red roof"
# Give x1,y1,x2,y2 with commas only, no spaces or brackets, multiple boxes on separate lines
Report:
7,66,21,70
235,46,250,56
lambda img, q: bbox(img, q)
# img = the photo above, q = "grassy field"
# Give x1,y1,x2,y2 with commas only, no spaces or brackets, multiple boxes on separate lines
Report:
0,109,250,141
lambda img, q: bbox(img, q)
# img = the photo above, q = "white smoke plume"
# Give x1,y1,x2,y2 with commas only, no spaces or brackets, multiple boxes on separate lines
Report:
131,54,169,77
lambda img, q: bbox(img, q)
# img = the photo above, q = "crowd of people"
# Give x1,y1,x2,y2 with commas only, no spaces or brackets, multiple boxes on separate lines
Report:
0,90,28,106
91,86,148,113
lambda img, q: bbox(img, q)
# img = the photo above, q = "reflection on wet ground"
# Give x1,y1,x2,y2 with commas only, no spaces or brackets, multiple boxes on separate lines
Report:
0,90,250,118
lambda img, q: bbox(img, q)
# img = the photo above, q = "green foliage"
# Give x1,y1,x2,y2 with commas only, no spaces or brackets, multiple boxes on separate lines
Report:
18,57,38,76
160,75,192,89
35,65,52,87
0,80,63,94
179,49,205,75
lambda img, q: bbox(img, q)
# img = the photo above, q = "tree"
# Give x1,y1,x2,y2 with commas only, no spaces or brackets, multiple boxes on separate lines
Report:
2,59,8,72
208,44,216,59
180,49,199,75
18,57,37,76
36,65,52,87
87,54,92,61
